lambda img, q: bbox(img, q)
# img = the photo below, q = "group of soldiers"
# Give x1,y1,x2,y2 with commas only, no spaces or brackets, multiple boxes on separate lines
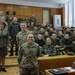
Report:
0,9,75,56
0,9,75,74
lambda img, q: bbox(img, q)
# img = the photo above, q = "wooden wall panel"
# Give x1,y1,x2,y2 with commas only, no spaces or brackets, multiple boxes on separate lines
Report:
60,7,65,26
0,4,43,23
50,8,65,26
0,4,65,26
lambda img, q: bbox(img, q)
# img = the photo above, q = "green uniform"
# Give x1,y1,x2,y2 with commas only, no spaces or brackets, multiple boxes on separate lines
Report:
0,29,9,47
18,42,40,75
41,45,57,56
24,19,29,23
30,17,37,23
70,34,75,41
51,38,61,46
16,31,29,48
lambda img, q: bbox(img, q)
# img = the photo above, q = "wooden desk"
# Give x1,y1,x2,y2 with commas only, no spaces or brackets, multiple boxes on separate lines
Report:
38,55,75,71
45,70,75,75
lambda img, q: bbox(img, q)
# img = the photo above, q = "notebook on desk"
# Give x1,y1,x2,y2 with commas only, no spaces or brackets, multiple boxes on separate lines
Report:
49,68,68,75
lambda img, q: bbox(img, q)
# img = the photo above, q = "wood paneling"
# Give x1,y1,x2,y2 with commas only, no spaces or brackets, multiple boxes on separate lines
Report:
0,4,43,23
38,55,75,71
0,4,65,26
50,8,65,26
60,7,65,26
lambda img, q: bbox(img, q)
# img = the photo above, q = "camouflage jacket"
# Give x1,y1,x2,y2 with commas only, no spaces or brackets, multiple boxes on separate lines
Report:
41,44,57,56
0,29,9,47
16,30,29,48
17,42,40,69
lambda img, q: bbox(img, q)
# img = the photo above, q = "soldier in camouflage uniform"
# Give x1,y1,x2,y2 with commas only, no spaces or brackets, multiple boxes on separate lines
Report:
16,21,29,50
30,14,37,24
0,22,9,72
41,38,57,56
70,30,75,41
61,34,75,52
18,34,40,75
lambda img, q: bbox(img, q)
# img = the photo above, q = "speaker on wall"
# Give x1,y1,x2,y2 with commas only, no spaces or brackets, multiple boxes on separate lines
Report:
6,11,9,15
13,11,16,15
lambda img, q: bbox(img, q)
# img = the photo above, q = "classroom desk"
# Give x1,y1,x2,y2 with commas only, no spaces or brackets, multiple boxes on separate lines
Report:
38,55,75,71
45,70,75,75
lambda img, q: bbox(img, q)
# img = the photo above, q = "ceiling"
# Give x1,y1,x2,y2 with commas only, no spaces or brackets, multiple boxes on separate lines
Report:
0,0,70,8
20,0,70,4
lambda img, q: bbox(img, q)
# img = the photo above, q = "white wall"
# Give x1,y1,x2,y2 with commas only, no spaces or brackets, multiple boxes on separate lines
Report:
43,10,49,25
0,0,62,8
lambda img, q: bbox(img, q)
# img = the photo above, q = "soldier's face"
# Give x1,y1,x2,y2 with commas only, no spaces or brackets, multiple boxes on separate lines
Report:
64,34,69,39
27,34,34,44
46,38,51,45
20,23,27,30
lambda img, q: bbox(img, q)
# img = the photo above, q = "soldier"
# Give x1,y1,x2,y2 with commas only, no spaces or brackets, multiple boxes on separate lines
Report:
51,33,61,48
28,22,34,31
0,22,9,72
70,30,75,41
24,16,29,24
41,38,57,56
18,16,23,23
30,14,37,24
35,34,45,47
65,27,72,36
18,34,40,75
9,17,20,56
16,21,29,50
57,30,64,41
1,16,8,30
62,34,74,52
44,31,49,40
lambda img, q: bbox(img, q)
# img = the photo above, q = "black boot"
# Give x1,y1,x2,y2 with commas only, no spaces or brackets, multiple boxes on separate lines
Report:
2,68,7,72
0,67,2,72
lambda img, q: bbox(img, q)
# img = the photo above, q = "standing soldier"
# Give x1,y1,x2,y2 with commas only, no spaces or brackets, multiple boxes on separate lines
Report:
9,17,20,56
18,34,40,75
0,22,9,72
16,21,29,50
30,14,37,24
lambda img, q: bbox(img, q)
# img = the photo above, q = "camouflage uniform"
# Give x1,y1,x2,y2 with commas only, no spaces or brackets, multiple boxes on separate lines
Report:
0,27,9,57
30,16,37,23
61,38,74,52
70,34,75,41
41,45,57,56
16,30,29,48
18,42,40,75
51,38,61,46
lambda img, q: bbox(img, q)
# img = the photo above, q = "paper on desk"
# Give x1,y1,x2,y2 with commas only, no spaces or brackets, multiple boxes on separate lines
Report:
64,67,75,72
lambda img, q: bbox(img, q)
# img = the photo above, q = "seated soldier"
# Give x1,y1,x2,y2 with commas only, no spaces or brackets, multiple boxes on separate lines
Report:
51,33,63,54
41,38,57,56
44,31,49,40
61,34,74,52
35,34,45,47
70,30,75,41
51,33,62,48
57,30,64,41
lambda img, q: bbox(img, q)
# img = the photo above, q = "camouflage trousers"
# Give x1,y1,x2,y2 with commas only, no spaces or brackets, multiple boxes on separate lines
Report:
20,67,39,75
